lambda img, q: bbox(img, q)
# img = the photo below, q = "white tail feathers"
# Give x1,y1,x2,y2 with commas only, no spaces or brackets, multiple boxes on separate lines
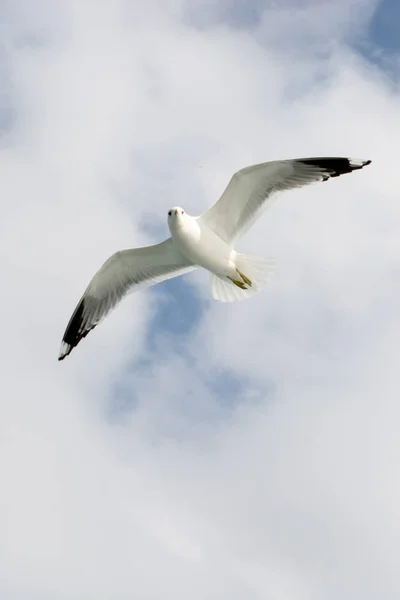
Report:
210,254,276,302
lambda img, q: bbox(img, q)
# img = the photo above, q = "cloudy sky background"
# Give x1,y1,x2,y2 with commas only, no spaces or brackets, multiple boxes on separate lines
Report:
1,0,400,598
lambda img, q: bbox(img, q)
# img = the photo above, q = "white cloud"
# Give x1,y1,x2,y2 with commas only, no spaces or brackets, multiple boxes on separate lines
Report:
1,0,400,598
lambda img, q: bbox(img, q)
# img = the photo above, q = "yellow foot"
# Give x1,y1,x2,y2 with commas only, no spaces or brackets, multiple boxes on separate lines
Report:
237,270,252,287
227,276,247,290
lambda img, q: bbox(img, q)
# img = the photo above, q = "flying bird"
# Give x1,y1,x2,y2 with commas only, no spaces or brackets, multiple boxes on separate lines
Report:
59,156,371,360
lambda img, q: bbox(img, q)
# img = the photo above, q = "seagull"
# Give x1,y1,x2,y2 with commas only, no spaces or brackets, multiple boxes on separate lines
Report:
58,156,371,360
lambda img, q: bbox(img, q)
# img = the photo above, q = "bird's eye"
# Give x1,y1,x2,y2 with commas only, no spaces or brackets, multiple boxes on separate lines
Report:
168,210,172,216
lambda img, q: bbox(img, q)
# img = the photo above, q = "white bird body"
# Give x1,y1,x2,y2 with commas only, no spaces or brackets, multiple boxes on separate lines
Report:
168,207,237,279
58,156,371,360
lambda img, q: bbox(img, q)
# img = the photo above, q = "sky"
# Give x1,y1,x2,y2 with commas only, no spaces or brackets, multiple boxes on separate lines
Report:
1,0,400,598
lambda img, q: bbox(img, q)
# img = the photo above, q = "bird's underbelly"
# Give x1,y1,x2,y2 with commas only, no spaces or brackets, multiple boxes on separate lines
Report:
172,223,236,276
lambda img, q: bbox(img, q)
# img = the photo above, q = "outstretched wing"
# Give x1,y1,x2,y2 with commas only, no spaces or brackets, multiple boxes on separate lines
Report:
58,238,195,360
198,157,371,244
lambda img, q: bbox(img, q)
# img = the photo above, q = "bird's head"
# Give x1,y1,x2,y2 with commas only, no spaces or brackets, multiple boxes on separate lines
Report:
167,206,185,221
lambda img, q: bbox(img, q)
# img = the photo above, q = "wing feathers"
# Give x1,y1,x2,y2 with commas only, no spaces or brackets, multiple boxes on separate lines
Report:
59,238,195,360
199,157,371,243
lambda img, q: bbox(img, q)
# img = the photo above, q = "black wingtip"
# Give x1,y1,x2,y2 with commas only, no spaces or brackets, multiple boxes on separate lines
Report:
298,157,371,178
58,298,96,361
58,346,72,361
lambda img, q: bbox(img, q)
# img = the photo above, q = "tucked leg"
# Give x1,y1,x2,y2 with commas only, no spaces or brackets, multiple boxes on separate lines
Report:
227,276,247,290
237,270,252,287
